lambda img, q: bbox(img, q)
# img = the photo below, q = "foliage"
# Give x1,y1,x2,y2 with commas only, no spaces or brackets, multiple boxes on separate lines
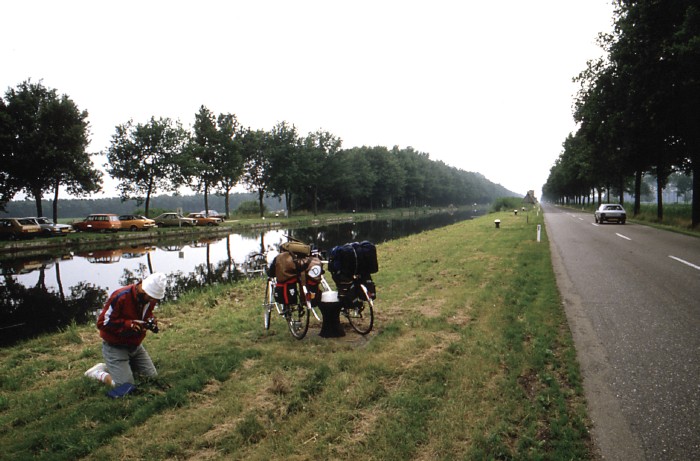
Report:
0,193,283,219
0,80,102,218
235,200,266,216
184,106,244,218
105,117,189,215
491,196,525,212
544,1,700,226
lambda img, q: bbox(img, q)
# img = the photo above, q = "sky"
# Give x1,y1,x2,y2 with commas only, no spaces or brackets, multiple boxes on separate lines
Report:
2,0,614,201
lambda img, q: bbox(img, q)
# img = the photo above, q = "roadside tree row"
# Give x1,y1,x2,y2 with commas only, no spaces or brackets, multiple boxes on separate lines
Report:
542,0,699,227
2,82,514,220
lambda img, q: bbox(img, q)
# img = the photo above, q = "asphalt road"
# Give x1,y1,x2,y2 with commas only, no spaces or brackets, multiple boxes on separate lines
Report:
543,204,700,461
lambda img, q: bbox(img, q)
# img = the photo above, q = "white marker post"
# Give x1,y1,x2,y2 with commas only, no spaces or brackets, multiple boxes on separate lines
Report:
537,224,541,242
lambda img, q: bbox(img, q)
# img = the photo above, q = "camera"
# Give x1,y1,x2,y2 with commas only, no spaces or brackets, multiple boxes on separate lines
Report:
144,318,159,333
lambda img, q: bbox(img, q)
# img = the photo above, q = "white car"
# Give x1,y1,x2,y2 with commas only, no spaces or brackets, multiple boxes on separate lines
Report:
28,217,74,236
594,204,627,224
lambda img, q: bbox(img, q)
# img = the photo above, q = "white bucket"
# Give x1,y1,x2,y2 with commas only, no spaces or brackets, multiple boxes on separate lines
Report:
321,290,339,303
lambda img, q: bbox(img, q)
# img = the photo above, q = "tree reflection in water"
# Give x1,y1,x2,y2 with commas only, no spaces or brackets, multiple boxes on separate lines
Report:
0,265,107,347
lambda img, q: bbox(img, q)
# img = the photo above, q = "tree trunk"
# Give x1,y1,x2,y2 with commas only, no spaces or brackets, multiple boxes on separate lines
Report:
692,159,700,228
204,181,209,214
258,189,265,218
657,175,664,222
224,188,231,218
285,191,292,217
634,170,642,216
52,180,60,222
32,187,43,217
145,178,154,217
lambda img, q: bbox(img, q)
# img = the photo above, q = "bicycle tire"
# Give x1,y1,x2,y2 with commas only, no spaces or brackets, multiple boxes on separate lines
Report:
263,280,274,330
285,302,310,339
345,283,374,335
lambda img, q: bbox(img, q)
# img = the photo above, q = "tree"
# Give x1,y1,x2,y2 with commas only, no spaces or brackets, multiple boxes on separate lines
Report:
240,128,273,218
105,117,188,216
267,121,301,216
213,113,244,218
186,106,222,215
299,129,342,215
0,80,102,218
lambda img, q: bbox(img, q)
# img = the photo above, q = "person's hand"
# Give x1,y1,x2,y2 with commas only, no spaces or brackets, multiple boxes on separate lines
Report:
128,320,144,333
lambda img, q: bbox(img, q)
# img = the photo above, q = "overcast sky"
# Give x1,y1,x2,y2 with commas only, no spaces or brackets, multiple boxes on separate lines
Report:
2,0,614,200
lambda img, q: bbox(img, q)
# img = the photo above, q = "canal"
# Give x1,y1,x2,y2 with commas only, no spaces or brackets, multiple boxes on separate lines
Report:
0,210,480,346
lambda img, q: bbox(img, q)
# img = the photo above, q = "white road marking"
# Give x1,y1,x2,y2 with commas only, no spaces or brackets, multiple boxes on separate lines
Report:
591,223,599,227
578,217,584,221
669,255,700,271
616,233,631,241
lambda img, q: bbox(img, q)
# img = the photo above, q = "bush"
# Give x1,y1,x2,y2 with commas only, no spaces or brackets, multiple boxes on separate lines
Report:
491,197,525,213
236,201,266,216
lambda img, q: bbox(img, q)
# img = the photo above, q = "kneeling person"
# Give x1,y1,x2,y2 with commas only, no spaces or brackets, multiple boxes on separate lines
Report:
85,272,167,388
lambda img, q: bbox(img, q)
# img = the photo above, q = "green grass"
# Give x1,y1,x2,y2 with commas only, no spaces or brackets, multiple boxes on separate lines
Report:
0,210,593,460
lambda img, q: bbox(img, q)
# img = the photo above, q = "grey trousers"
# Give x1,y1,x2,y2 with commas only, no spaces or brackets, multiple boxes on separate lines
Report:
102,341,157,386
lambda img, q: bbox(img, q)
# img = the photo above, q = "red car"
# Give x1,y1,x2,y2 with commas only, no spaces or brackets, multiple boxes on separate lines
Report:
72,214,121,232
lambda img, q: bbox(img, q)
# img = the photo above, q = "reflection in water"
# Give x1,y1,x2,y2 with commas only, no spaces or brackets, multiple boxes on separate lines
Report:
0,210,480,346
0,265,107,346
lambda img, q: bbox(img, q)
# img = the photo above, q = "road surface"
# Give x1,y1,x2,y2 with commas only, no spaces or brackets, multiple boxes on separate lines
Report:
543,204,699,461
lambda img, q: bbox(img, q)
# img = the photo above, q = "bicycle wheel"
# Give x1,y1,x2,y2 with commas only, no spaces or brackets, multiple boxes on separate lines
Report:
345,283,374,335
285,302,310,339
263,279,275,330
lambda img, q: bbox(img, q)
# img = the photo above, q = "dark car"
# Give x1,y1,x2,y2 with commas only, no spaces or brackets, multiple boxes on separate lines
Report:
595,204,627,224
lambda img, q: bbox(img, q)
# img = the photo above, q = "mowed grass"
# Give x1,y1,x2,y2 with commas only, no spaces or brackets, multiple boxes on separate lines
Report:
0,210,593,460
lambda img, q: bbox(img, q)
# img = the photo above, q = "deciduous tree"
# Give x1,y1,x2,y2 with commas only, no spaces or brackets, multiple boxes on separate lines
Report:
106,117,188,216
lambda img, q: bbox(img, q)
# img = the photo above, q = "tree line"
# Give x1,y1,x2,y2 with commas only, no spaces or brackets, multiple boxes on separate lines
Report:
542,0,699,227
0,193,284,220
1,82,515,221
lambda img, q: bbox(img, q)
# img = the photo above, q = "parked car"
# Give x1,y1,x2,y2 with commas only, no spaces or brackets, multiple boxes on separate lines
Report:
118,215,156,231
198,210,225,222
27,217,74,236
72,214,121,232
187,213,221,226
594,204,627,224
154,213,197,227
0,217,42,240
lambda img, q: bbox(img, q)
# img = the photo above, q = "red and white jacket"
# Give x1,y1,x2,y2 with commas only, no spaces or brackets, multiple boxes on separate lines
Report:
97,284,157,347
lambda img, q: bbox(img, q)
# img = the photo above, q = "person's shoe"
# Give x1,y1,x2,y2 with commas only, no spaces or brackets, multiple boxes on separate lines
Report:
84,363,107,379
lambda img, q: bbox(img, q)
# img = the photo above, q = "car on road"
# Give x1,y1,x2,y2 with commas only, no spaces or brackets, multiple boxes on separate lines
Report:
72,214,121,232
27,217,74,236
118,215,156,231
0,217,42,240
187,212,221,226
154,213,197,227
595,204,627,224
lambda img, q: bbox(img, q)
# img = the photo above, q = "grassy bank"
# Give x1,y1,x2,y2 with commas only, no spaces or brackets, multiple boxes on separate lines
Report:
0,210,593,460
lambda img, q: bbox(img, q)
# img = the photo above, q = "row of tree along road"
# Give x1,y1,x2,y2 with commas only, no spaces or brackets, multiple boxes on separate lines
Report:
1,82,516,223
542,1,699,228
